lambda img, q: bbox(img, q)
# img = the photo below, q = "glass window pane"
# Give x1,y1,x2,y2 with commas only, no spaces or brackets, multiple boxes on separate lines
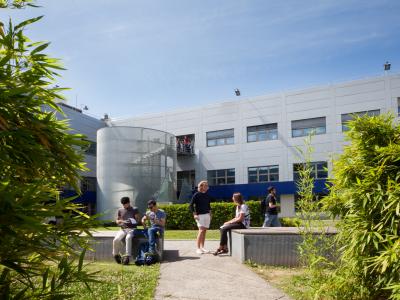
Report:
207,129,234,140
225,129,234,137
292,129,303,137
315,126,326,134
269,174,279,181
226,137,234,145
259,175,268,182
247,132,257,142
217,178,226,185
292,117,325,129
206,131,217,139
293,172,300,181
341,113,353,123
248,175,257,183
248,168,257,176
227,169,235,177
265,123,277,130
217,138,225,146
258,130,267,141
269,166,279,174
207,139,216,147
368,109,380,116
247,124,277,142
268,130,278,140
227,177,235,184
258,167,268,174
216,169,225,177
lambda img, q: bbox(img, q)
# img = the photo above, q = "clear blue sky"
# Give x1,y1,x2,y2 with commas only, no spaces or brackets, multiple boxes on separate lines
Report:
2,0,400,119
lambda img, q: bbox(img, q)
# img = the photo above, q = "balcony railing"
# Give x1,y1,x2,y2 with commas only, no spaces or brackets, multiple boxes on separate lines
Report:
176,141,195,156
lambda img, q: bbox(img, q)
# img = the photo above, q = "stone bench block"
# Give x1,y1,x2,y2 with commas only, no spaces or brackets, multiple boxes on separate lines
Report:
83,231,164,262
231,227,336,266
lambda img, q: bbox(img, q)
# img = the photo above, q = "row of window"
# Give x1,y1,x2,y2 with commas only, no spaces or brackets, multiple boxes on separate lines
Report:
207,162,328,185
206,110,381,147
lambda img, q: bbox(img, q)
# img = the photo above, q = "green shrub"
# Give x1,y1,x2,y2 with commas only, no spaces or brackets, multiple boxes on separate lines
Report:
159,203,196,230
322,113,400,299
0,12,100,299
160,200,295,230
280,217,301,227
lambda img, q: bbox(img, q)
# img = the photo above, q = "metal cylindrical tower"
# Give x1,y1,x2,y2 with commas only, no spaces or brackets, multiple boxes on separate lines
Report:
97,126,176,220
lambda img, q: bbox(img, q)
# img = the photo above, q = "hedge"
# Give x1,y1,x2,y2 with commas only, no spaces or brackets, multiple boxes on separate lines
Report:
159,201,300,230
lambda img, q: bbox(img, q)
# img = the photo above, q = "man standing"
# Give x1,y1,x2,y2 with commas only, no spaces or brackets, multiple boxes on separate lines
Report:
112,196,141,265
262,186,281,227
141,199,166,254
189,180,212,254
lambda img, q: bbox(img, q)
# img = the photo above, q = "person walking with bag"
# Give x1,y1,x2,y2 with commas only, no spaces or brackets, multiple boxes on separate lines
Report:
262,186,281,227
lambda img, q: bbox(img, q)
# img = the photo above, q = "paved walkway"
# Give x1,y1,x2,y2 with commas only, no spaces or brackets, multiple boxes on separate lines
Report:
154,240,292,300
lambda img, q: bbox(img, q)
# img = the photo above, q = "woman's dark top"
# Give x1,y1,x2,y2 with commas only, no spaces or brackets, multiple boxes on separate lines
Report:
189,192,211,214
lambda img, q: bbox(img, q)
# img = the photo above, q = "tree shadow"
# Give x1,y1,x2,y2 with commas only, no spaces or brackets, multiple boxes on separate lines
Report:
161,250,200,262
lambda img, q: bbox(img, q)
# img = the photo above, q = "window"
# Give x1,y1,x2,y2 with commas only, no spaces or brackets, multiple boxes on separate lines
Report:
177,170,196,192
341,109,380,131
247,123,278,142
248,165,279,183
207,168,235,185
293,161,328,181
81,177,96,192
206,129,234,147
291,117,326,138
85,140,97,156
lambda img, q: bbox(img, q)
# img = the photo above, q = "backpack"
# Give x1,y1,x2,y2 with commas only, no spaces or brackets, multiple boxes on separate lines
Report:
134,241,159,266
260,198,267,214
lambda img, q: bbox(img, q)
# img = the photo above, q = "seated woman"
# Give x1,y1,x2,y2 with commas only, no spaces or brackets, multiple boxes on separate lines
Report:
213,192,250,255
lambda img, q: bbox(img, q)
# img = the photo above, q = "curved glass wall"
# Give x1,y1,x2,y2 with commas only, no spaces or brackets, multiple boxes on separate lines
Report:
97,127,176,220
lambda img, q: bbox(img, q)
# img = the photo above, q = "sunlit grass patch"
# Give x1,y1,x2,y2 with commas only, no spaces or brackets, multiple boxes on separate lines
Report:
65,262,159,300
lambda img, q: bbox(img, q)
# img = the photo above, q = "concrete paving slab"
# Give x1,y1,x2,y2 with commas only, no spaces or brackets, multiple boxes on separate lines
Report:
154,240,292,300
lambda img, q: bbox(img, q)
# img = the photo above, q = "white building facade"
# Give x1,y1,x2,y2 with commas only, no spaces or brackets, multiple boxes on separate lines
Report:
57,103,105,214
109,74,400,217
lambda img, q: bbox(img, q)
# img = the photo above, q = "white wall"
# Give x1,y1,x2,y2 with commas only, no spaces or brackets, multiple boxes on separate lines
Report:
112,74,400,185
59,105,105,177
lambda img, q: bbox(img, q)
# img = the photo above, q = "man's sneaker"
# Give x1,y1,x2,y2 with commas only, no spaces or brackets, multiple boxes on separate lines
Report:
196,248,203,254
113,254,121,264
201,248,211,254
122,256,129,265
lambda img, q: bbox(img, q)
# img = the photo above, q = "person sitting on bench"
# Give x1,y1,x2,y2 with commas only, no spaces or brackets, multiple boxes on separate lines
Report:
112,196,141,265
141,199,166,254
213,193,250,256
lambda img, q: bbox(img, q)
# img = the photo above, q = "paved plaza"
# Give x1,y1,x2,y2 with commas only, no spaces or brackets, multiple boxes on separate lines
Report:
154,240,292,300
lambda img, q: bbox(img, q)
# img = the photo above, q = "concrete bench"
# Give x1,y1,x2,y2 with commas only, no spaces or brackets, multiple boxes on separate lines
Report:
230,227,336,266
84,230,164,262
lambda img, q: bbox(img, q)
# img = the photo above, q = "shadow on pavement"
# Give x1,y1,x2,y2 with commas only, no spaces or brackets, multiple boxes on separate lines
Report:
162,250,200,262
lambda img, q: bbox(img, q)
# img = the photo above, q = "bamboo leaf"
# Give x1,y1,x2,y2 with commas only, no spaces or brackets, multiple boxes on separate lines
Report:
15,16,43,31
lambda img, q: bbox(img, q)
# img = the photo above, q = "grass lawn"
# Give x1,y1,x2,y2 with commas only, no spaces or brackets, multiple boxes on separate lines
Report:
66,262,159,300
246,262,307,299
164,229,219,240
94,228,220,240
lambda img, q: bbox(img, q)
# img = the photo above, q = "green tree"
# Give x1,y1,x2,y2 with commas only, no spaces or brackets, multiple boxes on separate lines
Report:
322,113,400,299
0,5,100,299
293,135,336,299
